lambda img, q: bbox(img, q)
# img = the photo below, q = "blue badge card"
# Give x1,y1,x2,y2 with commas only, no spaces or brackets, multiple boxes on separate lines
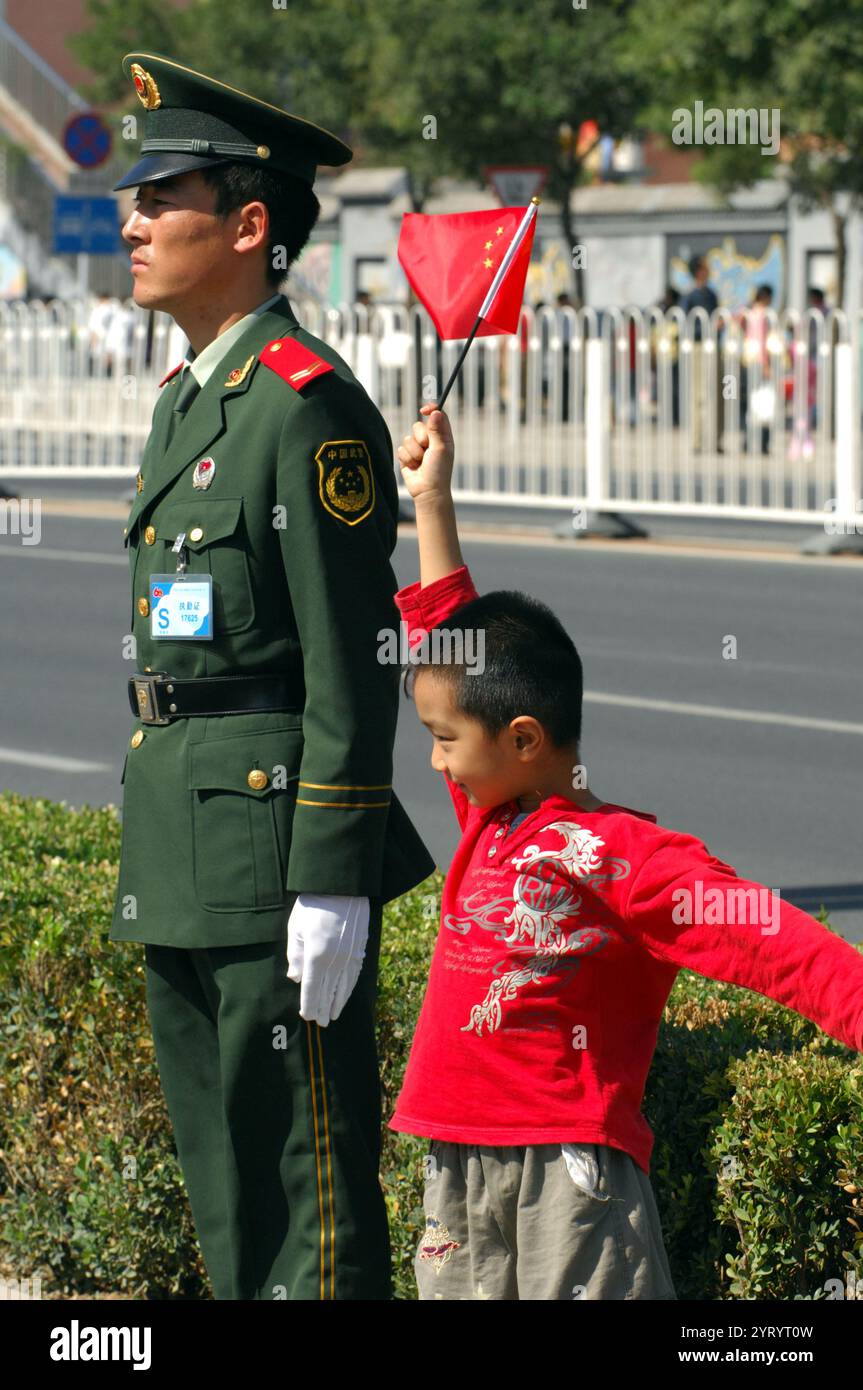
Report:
149,573,213,640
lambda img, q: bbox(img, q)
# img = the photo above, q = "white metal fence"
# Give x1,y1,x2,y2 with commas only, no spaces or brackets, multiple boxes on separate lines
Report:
0,297,860,529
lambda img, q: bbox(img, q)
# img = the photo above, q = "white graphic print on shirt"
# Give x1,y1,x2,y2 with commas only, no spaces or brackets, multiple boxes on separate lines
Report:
444,820,631,1036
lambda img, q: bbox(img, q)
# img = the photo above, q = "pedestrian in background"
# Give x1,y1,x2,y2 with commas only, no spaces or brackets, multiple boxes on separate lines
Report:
681,254,721,453
650,285,680,427
741,283,774,456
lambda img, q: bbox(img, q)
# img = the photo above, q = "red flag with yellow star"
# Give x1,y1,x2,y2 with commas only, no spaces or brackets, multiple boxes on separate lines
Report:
397,205,537,340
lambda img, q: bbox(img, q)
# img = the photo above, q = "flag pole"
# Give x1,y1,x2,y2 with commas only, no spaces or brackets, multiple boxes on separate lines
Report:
432,196,540,412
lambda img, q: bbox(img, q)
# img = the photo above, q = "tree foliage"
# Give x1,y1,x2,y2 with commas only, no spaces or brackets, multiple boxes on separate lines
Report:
629,0,863,300
72,0,646,297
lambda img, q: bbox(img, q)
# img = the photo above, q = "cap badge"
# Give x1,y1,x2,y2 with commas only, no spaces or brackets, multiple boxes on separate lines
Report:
192,457,216,490
130,63,162,111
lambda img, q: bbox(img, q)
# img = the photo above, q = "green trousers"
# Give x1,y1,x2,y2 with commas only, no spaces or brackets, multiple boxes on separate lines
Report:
143,896,390,1300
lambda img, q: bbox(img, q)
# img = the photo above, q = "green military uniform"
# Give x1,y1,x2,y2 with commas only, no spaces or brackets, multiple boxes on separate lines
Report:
110,53,435,1300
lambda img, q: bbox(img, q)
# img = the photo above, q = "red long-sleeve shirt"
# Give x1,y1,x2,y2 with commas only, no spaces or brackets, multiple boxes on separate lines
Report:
388,564,863,1173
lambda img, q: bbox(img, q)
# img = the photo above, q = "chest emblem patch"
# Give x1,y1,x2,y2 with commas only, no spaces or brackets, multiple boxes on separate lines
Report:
314,440,375,524
192,457,216,490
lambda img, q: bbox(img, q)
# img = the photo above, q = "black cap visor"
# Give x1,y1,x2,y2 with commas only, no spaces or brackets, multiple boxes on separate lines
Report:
113,151,231,192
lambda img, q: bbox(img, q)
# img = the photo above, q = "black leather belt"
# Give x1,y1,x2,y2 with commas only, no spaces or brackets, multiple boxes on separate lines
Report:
128,671,306,724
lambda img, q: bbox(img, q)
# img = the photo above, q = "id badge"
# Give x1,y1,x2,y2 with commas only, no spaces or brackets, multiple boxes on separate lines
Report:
149,573,213,640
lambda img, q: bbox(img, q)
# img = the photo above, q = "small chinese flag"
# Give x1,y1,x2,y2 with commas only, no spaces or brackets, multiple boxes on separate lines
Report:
398,205,537,341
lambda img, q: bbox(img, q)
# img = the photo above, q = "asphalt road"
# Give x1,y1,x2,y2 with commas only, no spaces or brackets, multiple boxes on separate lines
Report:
1,508,862,941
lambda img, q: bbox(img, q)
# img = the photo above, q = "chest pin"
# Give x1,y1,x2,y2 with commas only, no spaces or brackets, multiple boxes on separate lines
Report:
192,457,216,490
224,354,255,388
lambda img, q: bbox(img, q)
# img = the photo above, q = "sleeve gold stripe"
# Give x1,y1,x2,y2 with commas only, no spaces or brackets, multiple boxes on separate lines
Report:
296,798,391,808
298,781,392,790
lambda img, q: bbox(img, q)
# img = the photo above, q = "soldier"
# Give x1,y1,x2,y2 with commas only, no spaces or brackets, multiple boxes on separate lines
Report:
110,52,435,1300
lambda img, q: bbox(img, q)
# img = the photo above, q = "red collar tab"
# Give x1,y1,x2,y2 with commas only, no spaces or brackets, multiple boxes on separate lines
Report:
260,337,334,391
159,360,185,387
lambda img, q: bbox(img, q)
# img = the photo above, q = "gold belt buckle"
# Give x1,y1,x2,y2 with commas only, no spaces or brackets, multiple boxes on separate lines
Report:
133,671,171,724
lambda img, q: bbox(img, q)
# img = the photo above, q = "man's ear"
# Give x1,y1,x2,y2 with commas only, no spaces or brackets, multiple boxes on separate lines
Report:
234,199,269,259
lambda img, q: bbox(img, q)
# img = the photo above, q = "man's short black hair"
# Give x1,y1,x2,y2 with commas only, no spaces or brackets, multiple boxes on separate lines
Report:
402,589,584,749
200,162,320,288
688,253,706,278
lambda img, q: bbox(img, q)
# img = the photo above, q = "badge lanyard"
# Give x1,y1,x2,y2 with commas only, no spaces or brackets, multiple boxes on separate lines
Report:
149,531,214,640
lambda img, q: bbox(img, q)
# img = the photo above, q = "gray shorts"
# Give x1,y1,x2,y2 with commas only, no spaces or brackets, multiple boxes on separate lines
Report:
415,1140,677,1301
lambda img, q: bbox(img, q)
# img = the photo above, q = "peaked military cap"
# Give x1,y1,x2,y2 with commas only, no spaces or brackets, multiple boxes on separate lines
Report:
113,52,352,191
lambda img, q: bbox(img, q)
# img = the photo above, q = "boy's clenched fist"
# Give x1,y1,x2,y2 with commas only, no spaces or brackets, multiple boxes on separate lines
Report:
397,402,455,503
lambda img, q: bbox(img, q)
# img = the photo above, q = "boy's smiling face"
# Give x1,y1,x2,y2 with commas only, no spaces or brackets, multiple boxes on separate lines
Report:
412,665,537,809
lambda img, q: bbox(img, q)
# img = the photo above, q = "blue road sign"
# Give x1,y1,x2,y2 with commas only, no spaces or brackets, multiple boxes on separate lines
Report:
53,197,122,255
63,112,112,169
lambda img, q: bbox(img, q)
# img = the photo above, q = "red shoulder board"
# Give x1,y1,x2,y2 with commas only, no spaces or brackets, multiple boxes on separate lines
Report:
260,337,334,391
159,360,185,387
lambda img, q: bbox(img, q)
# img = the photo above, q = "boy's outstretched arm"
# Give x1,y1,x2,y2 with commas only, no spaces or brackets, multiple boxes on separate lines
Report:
621,831,863,1054
397,403,464,587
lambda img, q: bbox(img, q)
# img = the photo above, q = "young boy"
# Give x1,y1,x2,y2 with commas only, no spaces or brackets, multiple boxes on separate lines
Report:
389,403,863,1302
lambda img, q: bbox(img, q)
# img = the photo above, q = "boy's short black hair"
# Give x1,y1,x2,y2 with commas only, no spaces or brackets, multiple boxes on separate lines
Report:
402,590,583,748
200,162,320,288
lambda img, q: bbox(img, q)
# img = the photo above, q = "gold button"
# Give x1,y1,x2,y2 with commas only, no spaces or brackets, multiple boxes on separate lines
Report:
144,666,152,672
247,769,268,791
189,526,203,542
144,525,156,544
257,144,270,159
270,342,282,352
137,597,149,617
130,730,144,748
123,526,128,536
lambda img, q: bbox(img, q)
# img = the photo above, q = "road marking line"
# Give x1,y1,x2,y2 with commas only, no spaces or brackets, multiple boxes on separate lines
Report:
0,546,125,564
585,691,863,736
0,747,113,772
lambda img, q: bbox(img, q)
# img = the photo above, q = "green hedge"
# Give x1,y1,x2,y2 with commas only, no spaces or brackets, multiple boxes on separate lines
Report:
1,790,861,1300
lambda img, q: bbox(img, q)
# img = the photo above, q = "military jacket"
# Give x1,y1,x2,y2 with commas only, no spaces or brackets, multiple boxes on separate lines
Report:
110,295,435,947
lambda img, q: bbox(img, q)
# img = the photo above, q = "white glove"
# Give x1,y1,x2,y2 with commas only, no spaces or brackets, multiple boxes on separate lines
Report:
286,893,370,1026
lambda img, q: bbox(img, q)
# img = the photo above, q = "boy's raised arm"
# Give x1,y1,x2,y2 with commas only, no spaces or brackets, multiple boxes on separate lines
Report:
397,404,464,588
394,404,479,833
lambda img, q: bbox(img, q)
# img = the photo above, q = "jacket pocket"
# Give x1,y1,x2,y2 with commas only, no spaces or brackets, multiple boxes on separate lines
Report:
189,726,303,912
156,496,254,634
